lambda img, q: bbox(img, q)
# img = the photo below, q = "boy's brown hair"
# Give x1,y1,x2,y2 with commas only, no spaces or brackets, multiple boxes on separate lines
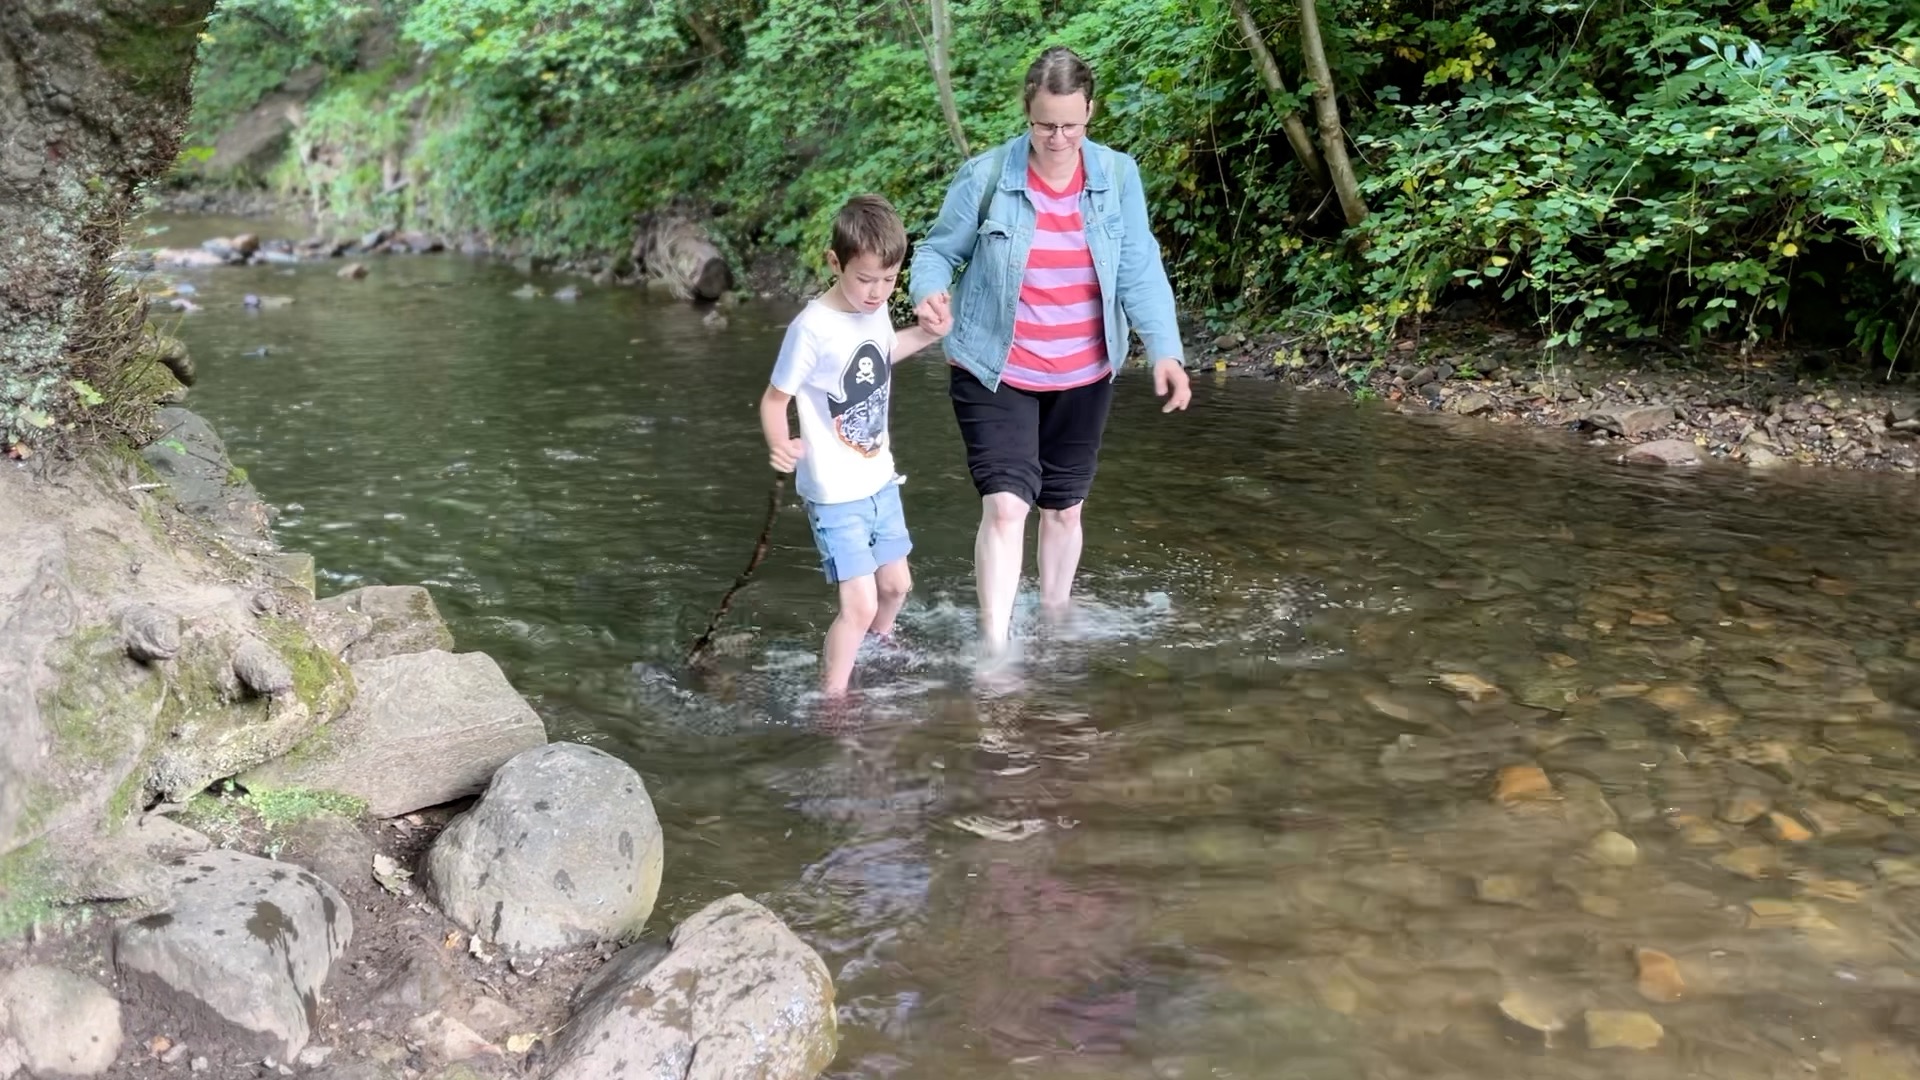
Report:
831,195,909,269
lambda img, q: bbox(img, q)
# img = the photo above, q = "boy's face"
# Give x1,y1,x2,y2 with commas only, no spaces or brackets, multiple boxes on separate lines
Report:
827,251,901,314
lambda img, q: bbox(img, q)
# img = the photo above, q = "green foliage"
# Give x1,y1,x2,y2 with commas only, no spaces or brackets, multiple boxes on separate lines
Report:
189,0,371,142
1310,8,1920,365
183,0,1920,368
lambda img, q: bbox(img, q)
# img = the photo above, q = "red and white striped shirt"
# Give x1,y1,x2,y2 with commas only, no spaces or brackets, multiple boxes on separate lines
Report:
1001,164,1107,392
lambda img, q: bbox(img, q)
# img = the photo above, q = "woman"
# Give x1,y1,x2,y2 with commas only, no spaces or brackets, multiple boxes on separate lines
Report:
911,46,1191,654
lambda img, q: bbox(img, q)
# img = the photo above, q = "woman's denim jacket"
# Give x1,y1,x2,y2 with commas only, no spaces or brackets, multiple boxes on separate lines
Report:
908,134,1185,392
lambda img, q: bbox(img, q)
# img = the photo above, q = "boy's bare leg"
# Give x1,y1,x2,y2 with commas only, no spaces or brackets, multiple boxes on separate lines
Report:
1036,502,1085,620
976,492,1029,652
823,575,880,695
871,559,913,637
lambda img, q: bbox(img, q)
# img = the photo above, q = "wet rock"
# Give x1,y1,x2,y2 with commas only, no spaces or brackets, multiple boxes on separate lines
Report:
1612,793,1659,825
1450,391,1496,416
114,849,351,1061
1585,830,1639,867
0,966,124,1076
1498,989,1570,1036
1800,800,1893,843
511,284,541,300
1746,897,1838,931
123,604,181,663
1622,438,1703,467
1587,404,1674,438
1436,672,1500,701
552,285,580,303
424,742,663,955
546,894,836,1080
240,649,545,819
1634,948,1685,1002
1474,874,1538,906
1495,764,1554,804
1874,858,1920,888
1558,774,1621,833
1719,787,1772,825
1767,811,1813,844
1797,873,1865,903
1713,844,1783,881
233,638,295,697
316,585,455,663
1586,1009,1663,1050
337,263,368,281
1644,685,1739,738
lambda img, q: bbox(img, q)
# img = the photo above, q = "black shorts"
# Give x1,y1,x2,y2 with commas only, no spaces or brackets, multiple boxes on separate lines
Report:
950,366,1114,510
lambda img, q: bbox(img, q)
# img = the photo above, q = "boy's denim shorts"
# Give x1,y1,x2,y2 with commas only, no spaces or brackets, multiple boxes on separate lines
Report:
804,481,912,584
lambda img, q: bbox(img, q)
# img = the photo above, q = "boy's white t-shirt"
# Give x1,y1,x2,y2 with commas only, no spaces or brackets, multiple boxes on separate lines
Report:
770,299,898,506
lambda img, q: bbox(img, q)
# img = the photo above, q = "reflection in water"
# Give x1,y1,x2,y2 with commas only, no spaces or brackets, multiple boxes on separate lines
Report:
153,213,1920,1078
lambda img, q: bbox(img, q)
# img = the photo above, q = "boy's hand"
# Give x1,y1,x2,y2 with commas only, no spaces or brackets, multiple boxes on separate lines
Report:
769,438,806,473
915,292,952,337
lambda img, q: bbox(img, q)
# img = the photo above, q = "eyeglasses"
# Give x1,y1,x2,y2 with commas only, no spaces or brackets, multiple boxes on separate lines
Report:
1029,120,1088,139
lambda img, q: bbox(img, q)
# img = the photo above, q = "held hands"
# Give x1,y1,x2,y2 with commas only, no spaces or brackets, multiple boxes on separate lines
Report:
915,292,953,338
1153,359,1193,413
768,437,806,473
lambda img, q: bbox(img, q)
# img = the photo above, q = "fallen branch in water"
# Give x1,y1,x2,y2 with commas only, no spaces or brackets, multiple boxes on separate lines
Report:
685,471,787,668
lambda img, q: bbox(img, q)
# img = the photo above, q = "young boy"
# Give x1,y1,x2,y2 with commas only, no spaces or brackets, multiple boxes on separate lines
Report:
760,195,950,695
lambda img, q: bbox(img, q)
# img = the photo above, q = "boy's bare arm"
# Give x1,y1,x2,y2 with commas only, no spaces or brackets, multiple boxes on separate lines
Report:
892,326,943,363
759,386,804,472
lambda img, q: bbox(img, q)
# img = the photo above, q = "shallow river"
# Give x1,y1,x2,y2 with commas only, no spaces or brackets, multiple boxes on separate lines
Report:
151,214,1920,1079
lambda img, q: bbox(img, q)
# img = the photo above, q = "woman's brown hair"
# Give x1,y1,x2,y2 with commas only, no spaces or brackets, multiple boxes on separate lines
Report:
1023,46,1094,107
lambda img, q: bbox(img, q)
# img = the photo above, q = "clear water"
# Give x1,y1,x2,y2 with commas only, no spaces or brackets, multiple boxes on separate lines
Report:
150,214,1920,1079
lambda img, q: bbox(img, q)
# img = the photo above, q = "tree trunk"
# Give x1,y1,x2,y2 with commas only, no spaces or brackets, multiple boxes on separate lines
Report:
1229,0,1328,191
684,9,726,60
0,0,215,456
630,213,734,302
1294,0,1368,226
928,0,969,159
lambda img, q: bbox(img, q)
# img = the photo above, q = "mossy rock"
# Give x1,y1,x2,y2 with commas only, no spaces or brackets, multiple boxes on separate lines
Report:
146,618,356,803
36,624,170,835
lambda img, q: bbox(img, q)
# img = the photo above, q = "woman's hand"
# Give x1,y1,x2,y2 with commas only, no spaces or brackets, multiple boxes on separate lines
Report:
768,438,806,473
915,292,953,337
1153,359,1192,412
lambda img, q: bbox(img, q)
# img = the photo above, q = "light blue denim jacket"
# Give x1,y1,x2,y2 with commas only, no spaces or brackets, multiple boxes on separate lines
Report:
909,134,1185,392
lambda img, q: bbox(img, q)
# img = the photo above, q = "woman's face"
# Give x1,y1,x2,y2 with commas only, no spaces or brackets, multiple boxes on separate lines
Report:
1027,89,1092,168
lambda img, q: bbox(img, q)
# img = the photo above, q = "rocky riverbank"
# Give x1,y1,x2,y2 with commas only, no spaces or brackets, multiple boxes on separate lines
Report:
0,385,835,1074
1204,322,1920,474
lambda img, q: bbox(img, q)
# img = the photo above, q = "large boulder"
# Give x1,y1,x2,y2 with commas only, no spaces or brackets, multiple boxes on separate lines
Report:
113,849,351,1063
423,743,663,956
240,650,546,818
546,894,837,1080
0,966,124,1077
315,586,455,663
